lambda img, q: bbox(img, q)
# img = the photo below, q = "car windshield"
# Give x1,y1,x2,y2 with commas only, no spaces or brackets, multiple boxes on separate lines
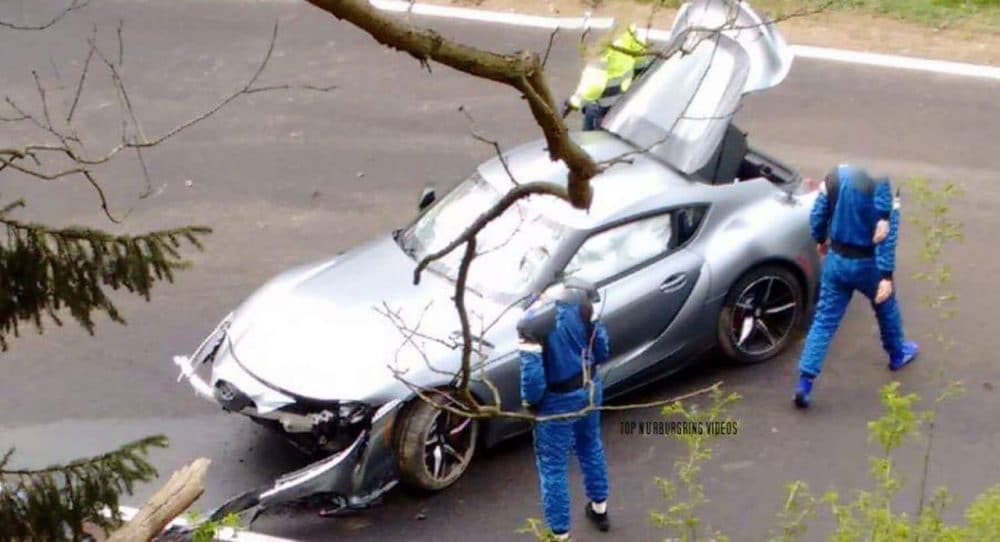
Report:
399,173,568,301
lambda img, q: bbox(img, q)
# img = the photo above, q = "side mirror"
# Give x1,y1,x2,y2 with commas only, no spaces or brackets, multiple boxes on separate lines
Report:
418,187,436,212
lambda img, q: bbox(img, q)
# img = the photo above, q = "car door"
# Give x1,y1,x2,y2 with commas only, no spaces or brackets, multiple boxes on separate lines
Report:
601,0,793,176
561,211,704,387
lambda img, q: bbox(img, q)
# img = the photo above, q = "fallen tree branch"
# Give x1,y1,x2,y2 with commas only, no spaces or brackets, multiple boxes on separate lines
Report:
453,236,478,403
398,378,724,423
304,0,597,208
327,0,825,432
107,458,211,542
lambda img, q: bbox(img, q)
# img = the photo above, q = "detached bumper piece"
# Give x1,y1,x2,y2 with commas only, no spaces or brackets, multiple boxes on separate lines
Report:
173,354,215,401
208,399,404,521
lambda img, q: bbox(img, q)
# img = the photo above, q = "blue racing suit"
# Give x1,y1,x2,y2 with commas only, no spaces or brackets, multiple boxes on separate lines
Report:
519,301,611,535
798,165,905,378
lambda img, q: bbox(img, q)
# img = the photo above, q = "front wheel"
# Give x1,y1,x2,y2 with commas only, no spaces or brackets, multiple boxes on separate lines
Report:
395,393,479,492
717,265,804,364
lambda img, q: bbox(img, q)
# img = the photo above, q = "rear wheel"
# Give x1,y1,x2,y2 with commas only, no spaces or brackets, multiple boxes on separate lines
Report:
718,265,804,364
395,393,479,492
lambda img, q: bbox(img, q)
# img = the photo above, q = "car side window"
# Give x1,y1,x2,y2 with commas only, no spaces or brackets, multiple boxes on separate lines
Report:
563,213,673,284
676,206,706,246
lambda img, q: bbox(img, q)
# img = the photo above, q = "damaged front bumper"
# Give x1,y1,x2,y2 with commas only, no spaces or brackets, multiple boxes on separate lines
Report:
172,316,406,518
208,399,404,520
173,352,310,436
173,316,343,442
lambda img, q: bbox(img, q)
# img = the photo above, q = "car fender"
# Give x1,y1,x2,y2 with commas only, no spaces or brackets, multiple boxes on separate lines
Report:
701,188,815,305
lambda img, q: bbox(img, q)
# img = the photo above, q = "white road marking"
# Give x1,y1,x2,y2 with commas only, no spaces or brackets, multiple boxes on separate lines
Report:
368,0,1000,80
116,506,298,542
370,0,614,29
788,44,1000,80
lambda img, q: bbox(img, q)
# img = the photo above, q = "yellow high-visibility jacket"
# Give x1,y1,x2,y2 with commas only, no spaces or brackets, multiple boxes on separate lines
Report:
568,24,650,109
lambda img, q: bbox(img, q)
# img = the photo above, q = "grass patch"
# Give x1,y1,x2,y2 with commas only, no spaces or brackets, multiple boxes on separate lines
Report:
612,0,1000,31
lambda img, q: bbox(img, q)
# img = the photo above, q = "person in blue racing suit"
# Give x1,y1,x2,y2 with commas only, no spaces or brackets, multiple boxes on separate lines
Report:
794,164,920,408
517,278,612,540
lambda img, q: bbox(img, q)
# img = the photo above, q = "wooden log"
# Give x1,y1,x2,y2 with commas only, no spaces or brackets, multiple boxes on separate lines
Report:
107,457,211,542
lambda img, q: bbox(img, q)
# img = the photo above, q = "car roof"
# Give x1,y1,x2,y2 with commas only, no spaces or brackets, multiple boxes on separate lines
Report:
476,131,715,230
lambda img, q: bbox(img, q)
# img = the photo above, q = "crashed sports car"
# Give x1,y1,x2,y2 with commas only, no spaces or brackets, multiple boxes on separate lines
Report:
173,0,821,518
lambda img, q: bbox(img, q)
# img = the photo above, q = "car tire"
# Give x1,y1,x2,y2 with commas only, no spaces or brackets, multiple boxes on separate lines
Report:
717,265,804,364
395,393,479,492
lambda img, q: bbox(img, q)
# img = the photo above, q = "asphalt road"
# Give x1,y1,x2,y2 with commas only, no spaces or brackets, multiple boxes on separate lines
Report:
2,1,999,541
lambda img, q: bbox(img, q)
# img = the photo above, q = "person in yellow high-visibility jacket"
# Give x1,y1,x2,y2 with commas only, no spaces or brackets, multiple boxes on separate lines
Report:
563,24,652,131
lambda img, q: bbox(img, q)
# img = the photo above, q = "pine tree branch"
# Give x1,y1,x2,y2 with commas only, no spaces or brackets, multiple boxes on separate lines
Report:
0,215,211,351
0,436,166,476
0,435,167,542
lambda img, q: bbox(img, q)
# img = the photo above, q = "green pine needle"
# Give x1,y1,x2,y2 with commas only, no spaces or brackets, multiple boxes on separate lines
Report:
0,435,168,541
0,210,211,351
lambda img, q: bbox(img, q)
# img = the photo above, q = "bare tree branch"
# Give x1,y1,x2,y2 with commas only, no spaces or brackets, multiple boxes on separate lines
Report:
66,29,97,125
541,27,560,69
304,0,598,209
474,205,529,257
376,301,474,380
0,0,88,31
458,105,518,186
378,301,461,353
379,295,512,408
1,19,336,220
618,0,842,62
412,181,569,286
398,376,723,423
0,112,29,123
452,237,478,404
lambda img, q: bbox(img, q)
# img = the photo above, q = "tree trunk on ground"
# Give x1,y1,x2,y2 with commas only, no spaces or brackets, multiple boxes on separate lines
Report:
106,458,211,542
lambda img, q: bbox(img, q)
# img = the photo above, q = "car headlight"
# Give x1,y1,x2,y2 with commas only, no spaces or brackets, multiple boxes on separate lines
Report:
192,311,233,366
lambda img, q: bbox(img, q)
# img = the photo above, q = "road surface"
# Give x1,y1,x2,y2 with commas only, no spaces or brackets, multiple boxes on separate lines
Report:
1,1,998,540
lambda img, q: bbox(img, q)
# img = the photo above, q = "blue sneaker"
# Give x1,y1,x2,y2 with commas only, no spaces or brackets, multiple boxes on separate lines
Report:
793,373,815,409
889,340,920,371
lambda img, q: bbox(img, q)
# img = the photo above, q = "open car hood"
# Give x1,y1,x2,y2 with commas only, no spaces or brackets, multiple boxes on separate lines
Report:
602,0,793,174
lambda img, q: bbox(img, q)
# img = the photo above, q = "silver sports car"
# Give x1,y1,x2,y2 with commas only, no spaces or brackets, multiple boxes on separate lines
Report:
173,0,821,518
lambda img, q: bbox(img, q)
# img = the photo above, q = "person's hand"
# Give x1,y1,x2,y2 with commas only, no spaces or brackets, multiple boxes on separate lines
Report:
817,242,829,257
875,279,893,304
873,219,890,243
